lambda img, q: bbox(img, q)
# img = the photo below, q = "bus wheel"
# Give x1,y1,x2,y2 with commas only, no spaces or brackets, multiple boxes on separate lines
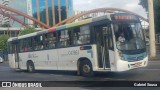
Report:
80,60,93,77
27,62,35,73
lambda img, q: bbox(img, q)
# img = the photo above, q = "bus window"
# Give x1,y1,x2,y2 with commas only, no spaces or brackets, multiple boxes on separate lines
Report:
7,42,11,54
48,33,56,48
79,25,90,44
103,26,114,50
72,27,80,45
59,30,69,47
24,38,29,52
44,33,57,49
39,36,44,50
19,40,23,52
67,30,72,46
33,36,39,50
44,34,49,48
28,38,33,51
19,39,29,52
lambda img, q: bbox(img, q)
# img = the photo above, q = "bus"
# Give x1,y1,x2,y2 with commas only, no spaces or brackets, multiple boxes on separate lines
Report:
8,13,148,76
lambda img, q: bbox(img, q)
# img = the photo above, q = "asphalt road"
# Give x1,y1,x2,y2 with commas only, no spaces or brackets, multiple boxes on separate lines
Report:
0,60,160,81
0,60,160,90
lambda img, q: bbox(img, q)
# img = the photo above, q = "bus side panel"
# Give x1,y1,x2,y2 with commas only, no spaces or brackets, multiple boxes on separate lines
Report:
19,50,58,70
91,45,99,71
46,49,59,70
8,54,16,69
19,52,47,70
108,50,116,71
19,53,30,70
57,45,96,71
57,47,81,70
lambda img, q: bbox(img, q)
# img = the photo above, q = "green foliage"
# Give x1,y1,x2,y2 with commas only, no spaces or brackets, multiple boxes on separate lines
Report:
0,35,9,51
139,0,148,11
19,26,36,36
139,0,160,33
0,23,11,27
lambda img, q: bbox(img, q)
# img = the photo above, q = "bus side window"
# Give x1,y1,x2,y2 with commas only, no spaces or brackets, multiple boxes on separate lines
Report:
44,34,49,48
72,27,80,45
79,25,90,44
44,32,57,49
59,30,69,47
48,33,56,49
23,38,33,52
24,39,29,52
19,39,24,52
7,42,11,54
108,26,114,50
33,36,38,50
38,35,44,50
68,30,72,46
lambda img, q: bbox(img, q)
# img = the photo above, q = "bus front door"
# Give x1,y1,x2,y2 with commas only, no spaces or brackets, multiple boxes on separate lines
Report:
94,25,111,69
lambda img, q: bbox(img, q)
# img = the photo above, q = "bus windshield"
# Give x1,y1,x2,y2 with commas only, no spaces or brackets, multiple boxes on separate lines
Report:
114,22,146,51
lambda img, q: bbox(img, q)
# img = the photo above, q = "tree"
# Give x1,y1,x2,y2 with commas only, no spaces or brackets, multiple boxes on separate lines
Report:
139,0,160,33
0,23,11,27
139,0,148,11
0,35,9,51
19,26,36,36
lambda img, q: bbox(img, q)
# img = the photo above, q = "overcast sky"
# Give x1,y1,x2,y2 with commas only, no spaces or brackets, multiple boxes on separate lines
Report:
73,0,147,18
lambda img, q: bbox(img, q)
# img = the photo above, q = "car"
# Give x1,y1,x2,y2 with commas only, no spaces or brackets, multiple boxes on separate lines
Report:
0,56,4,63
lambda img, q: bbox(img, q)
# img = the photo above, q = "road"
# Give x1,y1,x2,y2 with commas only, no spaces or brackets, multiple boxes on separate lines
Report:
0,60,160,90
0,60,160,81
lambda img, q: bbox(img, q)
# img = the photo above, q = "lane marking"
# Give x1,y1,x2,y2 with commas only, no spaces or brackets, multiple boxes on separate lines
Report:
140,69,160,71
104,78,127,80
149,61,160,63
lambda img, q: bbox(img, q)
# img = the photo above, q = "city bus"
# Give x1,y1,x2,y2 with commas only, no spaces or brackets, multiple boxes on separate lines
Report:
8,13,148,76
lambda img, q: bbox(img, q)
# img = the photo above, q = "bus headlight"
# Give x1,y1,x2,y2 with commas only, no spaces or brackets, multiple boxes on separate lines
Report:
118,51,125,60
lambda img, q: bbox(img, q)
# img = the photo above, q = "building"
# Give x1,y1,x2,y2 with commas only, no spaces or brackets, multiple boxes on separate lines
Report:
32,0,73,27
2,0,73,27
0,0,9,25
7,0,30,27
0,0,73,37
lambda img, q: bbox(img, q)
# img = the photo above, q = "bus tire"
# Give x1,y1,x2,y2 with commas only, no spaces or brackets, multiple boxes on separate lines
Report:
80,60,93,77
27,61,35,73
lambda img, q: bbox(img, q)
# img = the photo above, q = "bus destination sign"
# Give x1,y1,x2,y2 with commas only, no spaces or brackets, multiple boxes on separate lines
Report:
112,13,139,21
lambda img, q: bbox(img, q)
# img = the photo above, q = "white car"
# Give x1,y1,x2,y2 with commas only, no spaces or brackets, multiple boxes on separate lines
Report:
0,57,3,63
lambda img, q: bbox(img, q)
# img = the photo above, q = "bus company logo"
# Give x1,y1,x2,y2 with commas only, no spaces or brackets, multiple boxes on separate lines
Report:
2,82,11,87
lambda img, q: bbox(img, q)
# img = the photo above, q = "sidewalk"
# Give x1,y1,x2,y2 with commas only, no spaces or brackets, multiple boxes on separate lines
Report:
146,44,160,60
149,53,160,61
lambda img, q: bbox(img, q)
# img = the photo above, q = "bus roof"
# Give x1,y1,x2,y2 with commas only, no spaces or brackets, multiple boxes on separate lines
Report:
47,15,109,33
8,37,18,42
8,15,110,41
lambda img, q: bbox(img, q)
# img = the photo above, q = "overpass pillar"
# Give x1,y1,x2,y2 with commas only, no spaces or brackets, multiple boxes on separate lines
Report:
148,0,156,57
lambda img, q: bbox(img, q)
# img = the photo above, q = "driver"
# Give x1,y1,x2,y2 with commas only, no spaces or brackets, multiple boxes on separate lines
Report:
118,32,125,43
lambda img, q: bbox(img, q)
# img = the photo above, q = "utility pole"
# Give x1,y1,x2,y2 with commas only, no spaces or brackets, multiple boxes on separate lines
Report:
148,0,156,57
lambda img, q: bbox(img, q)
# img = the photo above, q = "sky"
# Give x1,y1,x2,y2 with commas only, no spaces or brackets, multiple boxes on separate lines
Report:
73,0,147,18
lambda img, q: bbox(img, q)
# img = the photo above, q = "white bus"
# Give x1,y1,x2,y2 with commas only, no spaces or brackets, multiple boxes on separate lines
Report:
8,13,148,76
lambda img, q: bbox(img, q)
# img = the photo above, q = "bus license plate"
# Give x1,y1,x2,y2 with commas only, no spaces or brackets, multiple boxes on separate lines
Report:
134,62,142,67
